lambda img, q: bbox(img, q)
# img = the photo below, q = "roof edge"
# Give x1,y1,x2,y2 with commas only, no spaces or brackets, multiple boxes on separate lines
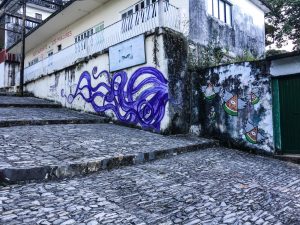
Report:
250,0,271,13
266,51,300,61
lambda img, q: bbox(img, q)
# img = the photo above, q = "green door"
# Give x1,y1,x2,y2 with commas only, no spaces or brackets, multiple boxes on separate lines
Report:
279,75,300,154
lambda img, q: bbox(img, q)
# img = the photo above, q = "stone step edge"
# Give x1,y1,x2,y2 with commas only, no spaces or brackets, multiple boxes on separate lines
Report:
0,118,110,128
0,140,219,184
0,104,62,108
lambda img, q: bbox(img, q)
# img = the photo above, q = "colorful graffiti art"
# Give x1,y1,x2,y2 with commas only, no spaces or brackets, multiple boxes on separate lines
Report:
222,91,246,116
201,83,220,100
249,90,261,105
61,66,169,131
244,121,265,144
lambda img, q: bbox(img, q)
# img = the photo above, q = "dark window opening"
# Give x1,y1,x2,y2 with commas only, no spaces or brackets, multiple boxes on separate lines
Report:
35,13,42,20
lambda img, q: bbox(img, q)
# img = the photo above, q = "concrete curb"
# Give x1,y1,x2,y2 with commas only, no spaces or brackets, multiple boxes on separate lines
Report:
0,118,110,128
0,139,219,184
274,155,300,165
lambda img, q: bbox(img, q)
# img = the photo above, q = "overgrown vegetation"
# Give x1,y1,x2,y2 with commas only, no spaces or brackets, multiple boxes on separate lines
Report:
188,42,258,70
265,0,300,50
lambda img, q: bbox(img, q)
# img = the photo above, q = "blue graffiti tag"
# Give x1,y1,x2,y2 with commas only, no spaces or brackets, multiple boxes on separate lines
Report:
62,66,169,130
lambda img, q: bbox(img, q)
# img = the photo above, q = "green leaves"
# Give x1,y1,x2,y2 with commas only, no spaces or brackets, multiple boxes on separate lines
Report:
266,0,300,50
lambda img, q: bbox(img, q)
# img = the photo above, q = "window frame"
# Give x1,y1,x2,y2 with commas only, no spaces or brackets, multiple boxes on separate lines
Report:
208,0,232,26
35,13,42,20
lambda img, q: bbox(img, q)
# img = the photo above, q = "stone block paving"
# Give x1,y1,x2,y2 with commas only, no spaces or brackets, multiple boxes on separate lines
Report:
0,96,60,107
0,124,214,182
1,148,300,225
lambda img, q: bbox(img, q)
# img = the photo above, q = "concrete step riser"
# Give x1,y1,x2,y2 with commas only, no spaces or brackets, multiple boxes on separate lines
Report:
0,141,219,184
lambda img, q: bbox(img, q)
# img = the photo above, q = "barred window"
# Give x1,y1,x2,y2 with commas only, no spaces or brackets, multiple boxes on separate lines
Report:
208,0,232,26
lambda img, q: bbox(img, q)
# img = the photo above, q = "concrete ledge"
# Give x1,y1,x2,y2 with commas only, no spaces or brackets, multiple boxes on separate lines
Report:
0,139,218,184
0,118,110,128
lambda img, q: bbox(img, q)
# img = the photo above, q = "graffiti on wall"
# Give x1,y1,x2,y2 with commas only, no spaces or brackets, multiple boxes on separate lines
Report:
244,121,265,144
201,83,220,100
200,75,269,147
222,91,246,116
248,89,261,106
62,66,169,131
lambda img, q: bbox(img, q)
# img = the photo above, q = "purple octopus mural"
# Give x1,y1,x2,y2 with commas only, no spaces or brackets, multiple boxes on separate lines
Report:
62,66,169,131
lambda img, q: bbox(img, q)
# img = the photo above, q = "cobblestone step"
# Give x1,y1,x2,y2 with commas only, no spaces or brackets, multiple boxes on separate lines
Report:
0,107,109,127
0,124,218,183
0,96,61,108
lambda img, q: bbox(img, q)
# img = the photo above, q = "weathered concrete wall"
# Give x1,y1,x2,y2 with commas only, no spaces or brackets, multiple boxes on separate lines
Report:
191,61,274,154
189,0,266,58
25,31,184,134
0,63,4,88
163,30,190,134
0,61,19,88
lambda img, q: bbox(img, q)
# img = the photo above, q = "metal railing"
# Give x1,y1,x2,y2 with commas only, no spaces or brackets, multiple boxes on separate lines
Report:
27,0,63,10
24,1,181,82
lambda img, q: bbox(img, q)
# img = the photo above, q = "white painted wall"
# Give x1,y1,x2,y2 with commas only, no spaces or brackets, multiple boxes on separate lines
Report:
170,0,189,34
270,56,300,77
232,0,265,30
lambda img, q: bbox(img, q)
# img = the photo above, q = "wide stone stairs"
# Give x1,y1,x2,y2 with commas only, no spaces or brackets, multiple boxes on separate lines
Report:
0,95,218,183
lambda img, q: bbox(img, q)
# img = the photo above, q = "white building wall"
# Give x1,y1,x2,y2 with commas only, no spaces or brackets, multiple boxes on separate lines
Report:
170,0,189,34
232,0,265,30
25,0,186,65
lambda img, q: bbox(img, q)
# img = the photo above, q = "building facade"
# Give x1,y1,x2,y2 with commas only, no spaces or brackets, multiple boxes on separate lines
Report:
189,0,269,58
4,0,287,155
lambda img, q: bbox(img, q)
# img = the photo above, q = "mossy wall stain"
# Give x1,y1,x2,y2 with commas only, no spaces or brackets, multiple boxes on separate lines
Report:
163,29,190,134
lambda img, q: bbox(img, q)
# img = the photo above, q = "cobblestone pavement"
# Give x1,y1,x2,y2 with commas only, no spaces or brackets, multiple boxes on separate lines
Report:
0,108,105,123
1,148,300,225
0,124,214,182
0,124,209,169
0,96,60,107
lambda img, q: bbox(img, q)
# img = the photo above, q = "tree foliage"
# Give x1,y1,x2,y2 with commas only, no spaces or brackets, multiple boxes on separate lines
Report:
265,0,300,50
